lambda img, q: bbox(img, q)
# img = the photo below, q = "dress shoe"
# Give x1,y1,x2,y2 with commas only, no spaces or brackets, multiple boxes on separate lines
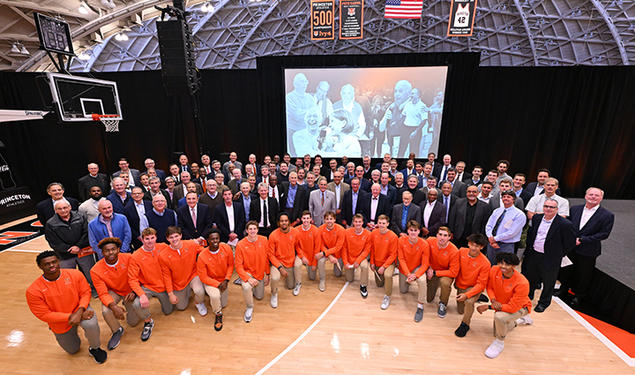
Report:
534,304,548,313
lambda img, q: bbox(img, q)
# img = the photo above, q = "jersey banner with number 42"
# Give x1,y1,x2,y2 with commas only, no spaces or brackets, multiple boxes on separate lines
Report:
447,0,478,37
311,0,335,40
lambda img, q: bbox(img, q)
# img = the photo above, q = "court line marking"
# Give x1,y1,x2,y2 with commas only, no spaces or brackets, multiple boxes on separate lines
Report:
554,297,634,367
1,249,42,254
5,234,44,248
255,281,350,375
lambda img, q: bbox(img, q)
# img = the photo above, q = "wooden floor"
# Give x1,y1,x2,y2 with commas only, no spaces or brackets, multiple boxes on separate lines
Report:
0,227,631,374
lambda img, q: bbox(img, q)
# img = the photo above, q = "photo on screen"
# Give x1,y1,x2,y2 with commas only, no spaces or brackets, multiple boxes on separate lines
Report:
284,66,448,158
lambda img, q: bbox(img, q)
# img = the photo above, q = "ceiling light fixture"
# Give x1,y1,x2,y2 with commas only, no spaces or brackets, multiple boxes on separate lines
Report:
201,2,215,12
78,2,90,14
115,33,129,41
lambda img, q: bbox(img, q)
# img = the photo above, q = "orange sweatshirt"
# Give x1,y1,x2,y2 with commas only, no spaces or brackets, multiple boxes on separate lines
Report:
427,237,459,278
397,236,430,278
268,227,299,268
342,227,371,266
487,266,532,313
319,224,346,258
90,253,133,306
158,240,203,293
295,225,322,266
235,235,270,281
454,248,491,298
197,243,234,287
370,229,398,268
128,243,167,295
26,269,91,334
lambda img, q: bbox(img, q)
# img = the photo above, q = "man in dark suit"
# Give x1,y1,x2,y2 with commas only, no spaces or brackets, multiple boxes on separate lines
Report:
173,171,203,203
390,191,422,236
426,152,442,179
523,198,576,312
228,169,247,196
398,175,427,205
123,186,153,249
419,188,445,236
434,154,452,182
77,163,110,202
455,161,472,183
556,187,614,308
249,182,279,236
525,168,551,197
465,165,483,187
214,189,246,244
112,158,141,186
167,164,181,184
35,182,80,227
379,172,397,204
444,169,466,198
489,179,525,211
177,154,191,173
106,177,131,214
143,158,166,182
176,192,213,241
340,177,368,227
280,171,308,226
512,173,533,206
448,185,492,247
143,176,171,203
438,182,459,225
359,183,391,230
354,166,371,192
267,174,284,207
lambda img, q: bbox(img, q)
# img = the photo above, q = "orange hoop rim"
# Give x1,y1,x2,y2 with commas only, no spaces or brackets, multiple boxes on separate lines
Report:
91,113,120,121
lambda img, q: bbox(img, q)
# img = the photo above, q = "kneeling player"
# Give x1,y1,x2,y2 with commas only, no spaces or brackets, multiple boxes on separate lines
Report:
342,214,371,298
397,220,430,322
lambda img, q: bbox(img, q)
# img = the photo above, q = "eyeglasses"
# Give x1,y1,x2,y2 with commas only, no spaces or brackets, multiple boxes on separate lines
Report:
543,205,557,209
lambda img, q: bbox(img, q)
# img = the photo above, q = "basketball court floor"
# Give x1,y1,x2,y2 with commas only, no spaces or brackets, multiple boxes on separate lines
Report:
0,217,631,374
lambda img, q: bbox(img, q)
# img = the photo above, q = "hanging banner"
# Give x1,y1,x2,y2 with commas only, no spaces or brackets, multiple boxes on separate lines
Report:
340,0,364,39
311,0,335,40
447,0,478,37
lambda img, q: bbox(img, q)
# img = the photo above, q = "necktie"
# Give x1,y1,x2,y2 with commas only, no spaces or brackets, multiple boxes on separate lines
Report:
263,199,269,227
444,196,450,222
321,192,324,206
191,207,197,228
492,209,506,236
442,167,448,182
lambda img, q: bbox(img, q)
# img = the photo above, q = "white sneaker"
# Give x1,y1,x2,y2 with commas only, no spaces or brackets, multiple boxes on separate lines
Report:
516,315,534,326
195,302,208,316
318,280,325,292
270,293,278,308
293,283,302,296
485,339,505,359
381,295,391,310
244,307,253,323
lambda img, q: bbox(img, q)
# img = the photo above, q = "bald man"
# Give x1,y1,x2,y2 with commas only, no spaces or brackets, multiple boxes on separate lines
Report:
140,194,178,244
78,163,110,201
88,199,132,259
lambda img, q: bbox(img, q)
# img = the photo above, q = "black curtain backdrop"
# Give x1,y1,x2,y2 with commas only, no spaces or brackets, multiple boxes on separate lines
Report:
0,53,633,205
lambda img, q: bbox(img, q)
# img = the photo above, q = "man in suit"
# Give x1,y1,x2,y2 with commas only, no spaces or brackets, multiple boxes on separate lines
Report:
173,171,203,203
485,191,527,264
490,179,525,211
512,173,533,206
556,187,614,308
267,174,284,207
176,154,190,173
523,198,576,312
326,171,350,222
340,177,368,227
106,177,131,214
398,175,427,205
35,182,80,227
78,163,110,202
227,168,247,196
276,162,290,184
426,152,442,178
354,166,371,192
222,152,243,175
245,154,259,178
123,187,153,250
199,179,223,214
143,158,166,182
438,182,459,225
390,191,422,236
448,185,492,247
360,183,391,230
435,154,452,182
525,168,551,197
401,158,416,179
280,171,308,226
419,176,438,199
143,176,170,203
444,168,466,198
249,182,279,236
167,164,181,184
466,165,483,187
176,192,213,242
324,159,338,183
420,188,445,236
379,172,397,204
308,177,337,227
214,189,246,244
112,158,140,186
455,161,472,183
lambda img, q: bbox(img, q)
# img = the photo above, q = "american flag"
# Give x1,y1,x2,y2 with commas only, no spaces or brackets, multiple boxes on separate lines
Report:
384,0,423,19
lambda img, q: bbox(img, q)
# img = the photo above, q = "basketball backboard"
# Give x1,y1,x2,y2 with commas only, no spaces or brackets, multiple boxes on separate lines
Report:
46,73,122,122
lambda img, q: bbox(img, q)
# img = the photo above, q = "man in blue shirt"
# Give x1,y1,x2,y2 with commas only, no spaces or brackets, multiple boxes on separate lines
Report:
485,190,527,264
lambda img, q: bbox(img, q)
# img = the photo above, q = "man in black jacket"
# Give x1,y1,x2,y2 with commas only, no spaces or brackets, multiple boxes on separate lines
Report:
280,171,308,226
36,182,79,227
448,185,492,247
78,163,110,202
250,182,279,236
214,189,246,244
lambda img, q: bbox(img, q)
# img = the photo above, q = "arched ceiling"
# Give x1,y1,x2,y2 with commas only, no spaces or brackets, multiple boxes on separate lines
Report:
1,0,632,72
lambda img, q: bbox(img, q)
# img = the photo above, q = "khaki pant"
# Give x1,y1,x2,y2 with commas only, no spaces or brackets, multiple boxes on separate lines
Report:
344,259,369,286
317,257,343,281
426,275,454,305
241,277,265,308
494,307,529,340
132,286,173,320
203,285,229,314
173,276,205,311
399,267,426,303
373,264,395,296
101,291,141,332
270,257,303,293
54,307,100,353
456,286,480,325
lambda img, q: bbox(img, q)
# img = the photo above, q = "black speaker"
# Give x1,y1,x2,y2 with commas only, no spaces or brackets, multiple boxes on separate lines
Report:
157,19,199,95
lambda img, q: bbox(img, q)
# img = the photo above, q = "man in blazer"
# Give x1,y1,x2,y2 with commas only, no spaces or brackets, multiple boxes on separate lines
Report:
143,158,166,182
214,189,246,243
523,198,576,312
419,188,445,236
326,171,350,222
448,185,492,247
308,177,337,226
173,171,203,202
123,187,153,250
444,169,466,198
36,182,80,227
438,182,459,225
77,163,110,201
176,192,213,241
112,158,141,186
106,177,131,214
280,171,308,225
398,175,427,205
379,172,397,204
249,182,279,236
340,177,369,227
556,187,614,307
143,176,171,203
389,191,422,236
359,183,392,230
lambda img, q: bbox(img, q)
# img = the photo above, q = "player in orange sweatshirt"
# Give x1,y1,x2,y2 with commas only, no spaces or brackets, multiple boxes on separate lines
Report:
370,214,398,310
158,226,206,315
91,237,141,351
294,211,322,292
235,220,270,323
343,214,371,298
314,211,345,292
197,229,234,331
128,227,172,342
453,233,491,337
426,226,459,318
477,252,532,359
268,213,302,305
26,251,107,363
397,220,430,322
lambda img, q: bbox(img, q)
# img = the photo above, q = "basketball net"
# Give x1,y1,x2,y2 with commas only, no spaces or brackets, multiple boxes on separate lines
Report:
91,114,120,132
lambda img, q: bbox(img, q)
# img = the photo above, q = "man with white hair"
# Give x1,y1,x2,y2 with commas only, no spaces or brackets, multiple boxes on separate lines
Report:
286,73,314,155
228,168,246,195
380,80,411,155
140,194,177,244
435,154,452,183
174,171,203,203
143,158,166,182
106,177,131,214
199,179,223,212
78,163,110,201
35,182,80,227
88,199,132,258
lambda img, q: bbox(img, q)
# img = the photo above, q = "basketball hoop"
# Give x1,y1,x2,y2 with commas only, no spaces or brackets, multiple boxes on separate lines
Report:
92,113,120,132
